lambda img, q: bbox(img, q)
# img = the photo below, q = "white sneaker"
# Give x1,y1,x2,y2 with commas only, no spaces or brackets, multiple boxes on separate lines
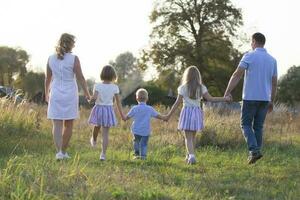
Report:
99,153,106,161
63,152,71,159
187,156,196,165
55,151,64,160
90,137,97,147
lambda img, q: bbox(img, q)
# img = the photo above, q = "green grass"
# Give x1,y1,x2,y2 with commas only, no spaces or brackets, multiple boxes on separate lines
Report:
0,101,300,199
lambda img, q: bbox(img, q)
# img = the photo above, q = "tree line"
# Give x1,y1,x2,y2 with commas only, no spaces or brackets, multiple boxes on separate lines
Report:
0,0,299,107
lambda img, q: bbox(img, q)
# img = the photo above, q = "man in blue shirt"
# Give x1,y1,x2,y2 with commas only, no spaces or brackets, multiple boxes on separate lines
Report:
224,32,278,164
123,88,167,159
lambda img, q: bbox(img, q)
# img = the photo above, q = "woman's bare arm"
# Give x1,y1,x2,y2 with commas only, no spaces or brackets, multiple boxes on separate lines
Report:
73,56,90,99
44,60,52,102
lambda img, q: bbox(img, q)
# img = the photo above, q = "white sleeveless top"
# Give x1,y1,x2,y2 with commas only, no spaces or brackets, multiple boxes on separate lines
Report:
47,53,79,119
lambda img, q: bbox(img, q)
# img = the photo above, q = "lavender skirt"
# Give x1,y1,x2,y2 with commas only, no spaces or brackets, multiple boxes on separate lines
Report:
178,106,204,132
88,105,117,127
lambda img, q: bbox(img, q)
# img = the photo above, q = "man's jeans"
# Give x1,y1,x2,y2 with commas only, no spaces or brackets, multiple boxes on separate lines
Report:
133,135,149,158
241,100,269,155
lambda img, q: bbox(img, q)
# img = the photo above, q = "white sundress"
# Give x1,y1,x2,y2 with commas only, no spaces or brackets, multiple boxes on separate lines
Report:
47,53,79,120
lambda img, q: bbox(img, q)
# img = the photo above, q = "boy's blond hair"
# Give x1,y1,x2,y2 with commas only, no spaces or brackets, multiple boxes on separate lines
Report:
136,88,148,102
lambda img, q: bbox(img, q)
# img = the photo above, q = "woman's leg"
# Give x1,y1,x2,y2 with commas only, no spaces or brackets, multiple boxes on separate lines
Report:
101,127,110,155
62,119,74,153
52,120,63,152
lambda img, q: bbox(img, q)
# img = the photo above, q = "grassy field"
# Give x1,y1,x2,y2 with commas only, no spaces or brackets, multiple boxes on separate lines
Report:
0,99,299,200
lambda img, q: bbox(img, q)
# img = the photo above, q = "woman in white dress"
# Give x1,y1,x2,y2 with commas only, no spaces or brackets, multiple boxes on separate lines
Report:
45,33,90,160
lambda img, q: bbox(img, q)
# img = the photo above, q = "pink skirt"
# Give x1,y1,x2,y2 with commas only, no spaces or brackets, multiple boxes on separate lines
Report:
88,105,117,127
178,106,204,132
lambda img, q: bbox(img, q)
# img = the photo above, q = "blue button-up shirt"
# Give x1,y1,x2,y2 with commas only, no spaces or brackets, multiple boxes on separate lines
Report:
239,48,277,101
127,102,158,136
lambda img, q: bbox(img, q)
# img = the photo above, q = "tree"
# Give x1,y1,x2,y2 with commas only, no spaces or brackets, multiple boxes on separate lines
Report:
155,69,180,95
0,46,29,85
140,0,243,96
110,52,142,83
277,66,300,107
110,52,143,98
86,78,96,93
14,71,45,99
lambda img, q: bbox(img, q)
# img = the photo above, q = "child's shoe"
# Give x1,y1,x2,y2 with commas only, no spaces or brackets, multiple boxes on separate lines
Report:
90,137,97,147
140,156,146,160
55,151,64,160
133,155,140,160
187,155,196,165
99,153,106,161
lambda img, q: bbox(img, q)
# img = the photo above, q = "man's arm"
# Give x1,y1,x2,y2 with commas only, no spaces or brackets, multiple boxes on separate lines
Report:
271,76,277,102
268,76,278,113
224,67,245,97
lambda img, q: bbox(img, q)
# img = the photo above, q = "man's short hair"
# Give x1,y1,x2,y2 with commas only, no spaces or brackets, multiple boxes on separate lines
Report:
136,88,148,102
252,32,266,45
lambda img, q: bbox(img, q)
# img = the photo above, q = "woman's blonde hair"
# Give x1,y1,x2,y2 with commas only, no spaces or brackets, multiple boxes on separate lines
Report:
182,66,203,99
56,33,75,60
100,65,117,82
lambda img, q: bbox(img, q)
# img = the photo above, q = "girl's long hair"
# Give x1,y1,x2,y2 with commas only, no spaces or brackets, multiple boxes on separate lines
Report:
181,66,203,99
56,33,75,60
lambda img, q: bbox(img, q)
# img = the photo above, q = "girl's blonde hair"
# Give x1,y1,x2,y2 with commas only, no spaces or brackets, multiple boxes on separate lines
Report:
56,33,75,60
100,65,117,82
182,66,203,99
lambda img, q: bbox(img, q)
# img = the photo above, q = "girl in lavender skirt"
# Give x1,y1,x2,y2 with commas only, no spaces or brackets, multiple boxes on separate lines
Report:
166,66,231,164
88,65,124,161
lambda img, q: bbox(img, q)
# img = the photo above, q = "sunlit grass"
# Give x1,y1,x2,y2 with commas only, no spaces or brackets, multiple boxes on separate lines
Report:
0,99,299,199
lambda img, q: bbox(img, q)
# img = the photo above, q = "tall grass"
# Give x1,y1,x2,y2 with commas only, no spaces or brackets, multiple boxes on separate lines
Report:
0,99,299,199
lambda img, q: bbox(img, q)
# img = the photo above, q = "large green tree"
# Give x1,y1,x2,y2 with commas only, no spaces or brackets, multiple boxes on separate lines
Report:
0,46,29,85
277,66,300,107
140,0,243,96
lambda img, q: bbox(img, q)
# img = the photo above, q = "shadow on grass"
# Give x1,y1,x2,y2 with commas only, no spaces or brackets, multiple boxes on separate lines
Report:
0,129,53,167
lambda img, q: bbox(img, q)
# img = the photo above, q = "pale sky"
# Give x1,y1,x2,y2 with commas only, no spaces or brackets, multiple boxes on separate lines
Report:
0,0,299,80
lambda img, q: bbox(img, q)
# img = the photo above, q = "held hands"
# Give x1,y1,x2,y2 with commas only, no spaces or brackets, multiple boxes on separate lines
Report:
224,93,233,102
121,113,127,121
45,94,49,103
162,113,172,122
268,102,274,113
86,95,95,104
161,115,169,122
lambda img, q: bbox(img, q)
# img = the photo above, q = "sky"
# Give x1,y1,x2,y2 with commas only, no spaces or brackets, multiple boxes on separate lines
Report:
1,0,300,80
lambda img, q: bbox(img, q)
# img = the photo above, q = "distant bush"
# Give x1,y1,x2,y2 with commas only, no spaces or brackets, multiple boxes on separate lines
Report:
122,82,175,106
